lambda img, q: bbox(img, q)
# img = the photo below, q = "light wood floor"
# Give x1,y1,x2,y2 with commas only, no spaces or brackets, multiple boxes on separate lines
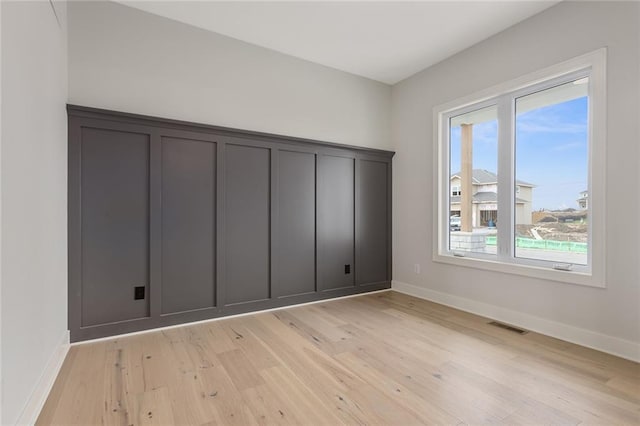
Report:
38,291,640,425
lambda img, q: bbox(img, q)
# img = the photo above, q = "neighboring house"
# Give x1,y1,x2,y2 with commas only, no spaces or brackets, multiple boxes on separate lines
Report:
577,190,588,209
450,169,534,226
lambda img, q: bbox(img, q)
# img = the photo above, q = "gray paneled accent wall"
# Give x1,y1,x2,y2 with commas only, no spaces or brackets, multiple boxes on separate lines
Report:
68,105,394,342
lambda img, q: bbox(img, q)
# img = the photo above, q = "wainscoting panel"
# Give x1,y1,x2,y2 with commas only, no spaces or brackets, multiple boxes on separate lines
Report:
318,154,356,291
224,143,271,306
357,157,391,285
160,133,217,314
275,149,317,298
78,125,151,327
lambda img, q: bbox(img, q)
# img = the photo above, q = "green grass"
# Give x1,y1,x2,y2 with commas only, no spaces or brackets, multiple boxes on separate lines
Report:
485,236,587,253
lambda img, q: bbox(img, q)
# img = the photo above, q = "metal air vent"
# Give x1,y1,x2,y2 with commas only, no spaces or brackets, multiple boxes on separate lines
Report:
488,321,528,335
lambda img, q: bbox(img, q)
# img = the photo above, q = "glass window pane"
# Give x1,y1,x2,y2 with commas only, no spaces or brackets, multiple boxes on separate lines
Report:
449,105,498,255
514,78,589,265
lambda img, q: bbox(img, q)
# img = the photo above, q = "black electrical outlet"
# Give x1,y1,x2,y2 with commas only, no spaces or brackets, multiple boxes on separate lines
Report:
344,264,351,274
134,286,145,300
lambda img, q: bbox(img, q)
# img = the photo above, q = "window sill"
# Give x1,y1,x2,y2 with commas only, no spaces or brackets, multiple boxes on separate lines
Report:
433,252,605,289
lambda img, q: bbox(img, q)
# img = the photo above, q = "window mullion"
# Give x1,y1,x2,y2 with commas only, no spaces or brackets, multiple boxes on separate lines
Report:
496,96,514,262
440,113,451,254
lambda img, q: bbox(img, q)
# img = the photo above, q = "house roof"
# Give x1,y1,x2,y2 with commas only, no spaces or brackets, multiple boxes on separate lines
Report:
451,191,527,204
451,169,534,187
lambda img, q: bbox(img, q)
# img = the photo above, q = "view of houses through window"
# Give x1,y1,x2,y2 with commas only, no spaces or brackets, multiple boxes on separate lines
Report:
447,77,589,266
449,105,498,256
514,78,589,265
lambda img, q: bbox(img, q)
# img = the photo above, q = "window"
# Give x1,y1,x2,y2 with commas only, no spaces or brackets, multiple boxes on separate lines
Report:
515,79,589,266
434,50,606,287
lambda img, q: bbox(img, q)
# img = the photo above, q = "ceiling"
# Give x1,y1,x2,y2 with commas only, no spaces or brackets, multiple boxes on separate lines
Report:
118,1,560,84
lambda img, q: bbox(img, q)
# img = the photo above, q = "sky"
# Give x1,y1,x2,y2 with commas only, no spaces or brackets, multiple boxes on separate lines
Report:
450,96,588,211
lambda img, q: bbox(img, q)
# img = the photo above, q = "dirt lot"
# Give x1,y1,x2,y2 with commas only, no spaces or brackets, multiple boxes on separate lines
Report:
517,222,588,243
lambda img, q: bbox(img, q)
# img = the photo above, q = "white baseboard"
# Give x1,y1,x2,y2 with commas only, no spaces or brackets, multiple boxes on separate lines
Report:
392,280,640,363
16,330,70,426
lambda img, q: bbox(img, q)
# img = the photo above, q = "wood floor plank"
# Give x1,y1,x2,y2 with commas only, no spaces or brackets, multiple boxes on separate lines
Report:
102,347,131,425
607,375,640,399
131,387,175,425
39,343,108,425
35,346,79,424
217,349,266,391
336,351,465,424
221,319,281,371
193,363,255,425
336,335,509,424
258,366,345,425
37,291,640,425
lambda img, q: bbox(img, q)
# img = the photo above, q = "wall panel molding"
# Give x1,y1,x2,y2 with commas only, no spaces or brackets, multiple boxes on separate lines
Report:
68,105,394,342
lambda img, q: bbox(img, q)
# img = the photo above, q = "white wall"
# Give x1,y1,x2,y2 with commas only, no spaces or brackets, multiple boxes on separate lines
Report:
392,1,640,357
1,1,68,424
68,1,391,150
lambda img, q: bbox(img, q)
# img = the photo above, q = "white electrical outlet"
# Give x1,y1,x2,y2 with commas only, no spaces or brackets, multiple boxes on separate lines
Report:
414,263,421,274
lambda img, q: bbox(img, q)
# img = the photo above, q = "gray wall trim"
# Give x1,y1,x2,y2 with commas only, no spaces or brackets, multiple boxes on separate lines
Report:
67,104,394,157
150,129,162,319
68,106,394,342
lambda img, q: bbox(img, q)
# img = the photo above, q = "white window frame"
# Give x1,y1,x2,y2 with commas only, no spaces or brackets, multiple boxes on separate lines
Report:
433,49,606,288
